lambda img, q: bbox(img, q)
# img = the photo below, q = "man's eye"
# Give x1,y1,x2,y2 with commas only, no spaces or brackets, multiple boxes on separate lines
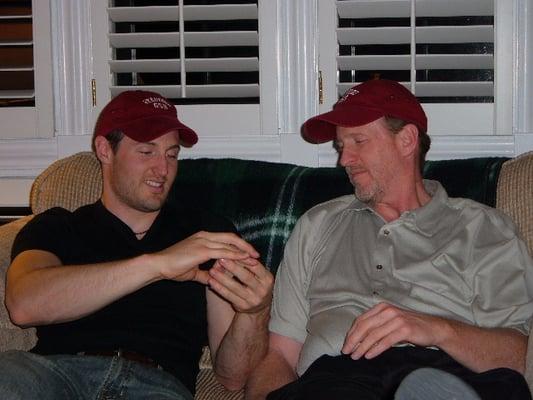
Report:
139,151,154,156
167,153,179,160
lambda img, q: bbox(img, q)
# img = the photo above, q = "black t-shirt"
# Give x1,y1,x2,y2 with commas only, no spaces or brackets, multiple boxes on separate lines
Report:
11,200,235,394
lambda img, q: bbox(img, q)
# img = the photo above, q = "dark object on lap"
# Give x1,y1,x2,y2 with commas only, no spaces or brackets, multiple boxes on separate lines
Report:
267,347,531,400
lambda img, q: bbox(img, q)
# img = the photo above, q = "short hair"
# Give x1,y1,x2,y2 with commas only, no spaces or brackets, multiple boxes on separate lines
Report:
383,116,431,174
91,130,124,154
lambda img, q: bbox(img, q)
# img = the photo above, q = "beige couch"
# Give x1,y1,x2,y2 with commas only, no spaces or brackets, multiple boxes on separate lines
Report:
1,151,532,398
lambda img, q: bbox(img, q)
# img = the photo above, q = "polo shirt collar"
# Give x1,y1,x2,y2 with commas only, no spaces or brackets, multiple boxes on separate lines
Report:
408,180,450,236
347,180,450,236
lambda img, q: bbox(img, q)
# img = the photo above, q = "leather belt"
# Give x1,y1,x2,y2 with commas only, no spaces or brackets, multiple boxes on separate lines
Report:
78,349,163,370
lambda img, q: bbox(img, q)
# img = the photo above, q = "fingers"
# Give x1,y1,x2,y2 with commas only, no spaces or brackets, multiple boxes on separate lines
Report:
342,302,389,354
195,231,259,258
161,231,261,285
187,232,261,267
193,269,210,285
342,303,411,360
202,245,250,262
208,258,273,314
346,317,403,360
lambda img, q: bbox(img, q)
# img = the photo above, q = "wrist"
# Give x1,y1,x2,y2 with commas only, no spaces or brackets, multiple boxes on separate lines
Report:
434,316,457,349
132,253,163,283
236,304,271,324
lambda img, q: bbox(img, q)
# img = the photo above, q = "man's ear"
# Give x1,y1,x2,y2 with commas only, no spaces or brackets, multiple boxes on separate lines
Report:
94,136,113,165
396,123,419,158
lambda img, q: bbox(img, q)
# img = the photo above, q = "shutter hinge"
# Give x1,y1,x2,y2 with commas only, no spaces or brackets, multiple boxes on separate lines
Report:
318,71,324,105
91,79,97,107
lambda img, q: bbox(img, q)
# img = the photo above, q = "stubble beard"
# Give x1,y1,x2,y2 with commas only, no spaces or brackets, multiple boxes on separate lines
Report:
112,177,167,213
353,180,384,205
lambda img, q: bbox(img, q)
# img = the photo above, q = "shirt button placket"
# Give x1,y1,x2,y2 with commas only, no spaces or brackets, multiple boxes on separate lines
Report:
371,226,392,299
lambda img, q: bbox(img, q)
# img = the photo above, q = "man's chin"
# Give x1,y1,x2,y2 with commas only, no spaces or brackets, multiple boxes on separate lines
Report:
354,186,376,204
136,196,167,213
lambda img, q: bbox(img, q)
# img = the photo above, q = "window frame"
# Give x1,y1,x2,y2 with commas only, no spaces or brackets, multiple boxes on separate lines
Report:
0,0,54,140
0,0,532,207
91,0,279,138
317,0,513,138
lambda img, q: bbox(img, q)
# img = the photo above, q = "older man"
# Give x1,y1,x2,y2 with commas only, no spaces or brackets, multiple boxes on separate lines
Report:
1,90,273,399
245,79,533,400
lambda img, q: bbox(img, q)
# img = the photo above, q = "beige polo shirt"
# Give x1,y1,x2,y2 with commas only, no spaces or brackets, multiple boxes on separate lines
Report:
270,180,533,375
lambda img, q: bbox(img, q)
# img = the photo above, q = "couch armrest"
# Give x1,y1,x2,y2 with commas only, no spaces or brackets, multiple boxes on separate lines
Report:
0,216,37,351
496,152,533,394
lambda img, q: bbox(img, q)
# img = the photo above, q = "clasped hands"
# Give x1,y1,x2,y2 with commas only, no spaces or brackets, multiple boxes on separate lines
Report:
342,302,444,360
156,231,273,314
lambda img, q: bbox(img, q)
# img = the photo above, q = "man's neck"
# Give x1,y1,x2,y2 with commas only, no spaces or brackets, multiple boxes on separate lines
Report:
100,194,160,236
371,178,431,223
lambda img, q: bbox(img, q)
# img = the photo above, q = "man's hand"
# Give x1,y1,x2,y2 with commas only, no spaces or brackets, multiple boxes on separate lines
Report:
208,258,274,314
206,257,274,390
154,231,260,284
342,302,444,360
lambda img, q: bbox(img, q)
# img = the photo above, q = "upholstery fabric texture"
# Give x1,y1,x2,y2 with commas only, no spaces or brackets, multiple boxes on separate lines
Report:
497,151,533,252
0,215,36,351
30,152,102,214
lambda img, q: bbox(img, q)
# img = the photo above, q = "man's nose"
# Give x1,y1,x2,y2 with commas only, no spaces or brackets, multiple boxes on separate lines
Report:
339,148,357,167
153,154,169,176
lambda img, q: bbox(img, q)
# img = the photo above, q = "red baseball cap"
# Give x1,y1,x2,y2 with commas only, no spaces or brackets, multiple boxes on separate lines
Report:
94,90,198,147
303,79,427,143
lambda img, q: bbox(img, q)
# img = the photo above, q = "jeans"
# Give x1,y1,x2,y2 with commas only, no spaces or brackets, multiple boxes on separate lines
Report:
0,350,193,400
394,368,482,400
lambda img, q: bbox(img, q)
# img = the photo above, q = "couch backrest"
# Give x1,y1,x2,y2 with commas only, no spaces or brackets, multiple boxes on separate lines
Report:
496,151,533,252
30,152,102,214
29,152,514,273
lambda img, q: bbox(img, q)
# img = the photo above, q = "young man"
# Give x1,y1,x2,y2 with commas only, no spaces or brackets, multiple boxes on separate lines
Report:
245,80,533,400
1,90,273,399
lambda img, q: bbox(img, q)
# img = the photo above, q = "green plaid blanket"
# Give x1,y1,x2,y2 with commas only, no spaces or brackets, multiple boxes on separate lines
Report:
169,157,507,274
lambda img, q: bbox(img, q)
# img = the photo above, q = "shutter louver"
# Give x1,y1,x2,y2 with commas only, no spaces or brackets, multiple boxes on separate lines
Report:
108,1,259,104
336,0,494,103
0,1,34,107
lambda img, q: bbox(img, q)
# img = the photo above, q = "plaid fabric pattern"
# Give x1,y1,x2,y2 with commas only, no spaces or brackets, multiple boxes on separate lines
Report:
170,159,359,273
169,157,507,274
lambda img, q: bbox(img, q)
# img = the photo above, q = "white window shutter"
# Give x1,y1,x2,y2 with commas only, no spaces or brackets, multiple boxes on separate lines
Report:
94,0,272,136
0,0,53,139
107,2,259,102
320,0,512,135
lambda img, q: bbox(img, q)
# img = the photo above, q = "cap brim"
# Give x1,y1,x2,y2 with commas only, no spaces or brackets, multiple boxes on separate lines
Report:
121,116,198,147
302,107,384,143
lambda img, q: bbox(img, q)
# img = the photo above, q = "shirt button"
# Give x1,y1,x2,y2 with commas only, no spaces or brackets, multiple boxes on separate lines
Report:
376,264,383,270
372,291,379,296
